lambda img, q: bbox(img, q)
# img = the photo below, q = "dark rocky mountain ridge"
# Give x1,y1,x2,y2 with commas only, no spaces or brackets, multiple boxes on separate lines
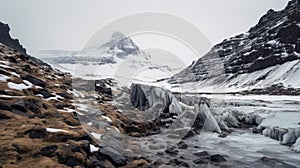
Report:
169,0,300,94
0,22,27,56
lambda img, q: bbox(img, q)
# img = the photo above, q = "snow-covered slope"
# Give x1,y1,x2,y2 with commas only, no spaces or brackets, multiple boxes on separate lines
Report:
169,0,300,94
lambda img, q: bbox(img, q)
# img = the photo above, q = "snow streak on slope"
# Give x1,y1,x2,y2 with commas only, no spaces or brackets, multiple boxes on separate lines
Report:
169,60,300,93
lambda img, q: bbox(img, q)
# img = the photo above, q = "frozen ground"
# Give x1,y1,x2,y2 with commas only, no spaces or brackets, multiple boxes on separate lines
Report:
187,129,300,167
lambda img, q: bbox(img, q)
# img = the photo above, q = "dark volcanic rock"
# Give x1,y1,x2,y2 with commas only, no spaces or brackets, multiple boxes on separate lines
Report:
177,141,188,149
0,21,52,69
167,159,190,168
0,22,27,55
39,145,58,157
210,154,226,163
11,100,27,113
165,146,179,156
21,75,46,87
193,158,209,164
193,151,209,157
57,152,85,167
11,98,45,114
33,89,53,98
27,128,47,139
98,145,127,166
0,102,10,111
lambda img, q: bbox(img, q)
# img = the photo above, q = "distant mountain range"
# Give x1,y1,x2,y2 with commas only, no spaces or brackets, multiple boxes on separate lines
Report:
169,0,300,94
38,31,140,64
38,32,184,81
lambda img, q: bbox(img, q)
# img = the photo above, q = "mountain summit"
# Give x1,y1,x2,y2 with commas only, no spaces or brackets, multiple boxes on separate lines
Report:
169,0,300,94
99,31,140,59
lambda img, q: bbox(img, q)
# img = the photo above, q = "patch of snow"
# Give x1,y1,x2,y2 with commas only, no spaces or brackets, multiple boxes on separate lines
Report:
10,72,20,77
46,128,68,133
90,144,99,152
0,95,25,98
8,82,32,91
102,116,112,123
267,40,278,45
58,108,84,115
76,104,89,111
91,132,102,139
0,60,10,65
114,127,120,133
258,112,300,129
0,64,12,69
44,94,64,101
0,74,10,81
67,89,85,98
23,80,33,87
35,94,44,97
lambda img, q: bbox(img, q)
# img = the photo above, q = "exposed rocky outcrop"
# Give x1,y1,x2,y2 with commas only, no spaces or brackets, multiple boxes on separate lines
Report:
0,22,27,55
0,43,98,167
0,21,51,69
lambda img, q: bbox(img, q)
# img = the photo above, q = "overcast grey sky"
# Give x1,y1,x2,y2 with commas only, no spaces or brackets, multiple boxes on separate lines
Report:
0,0,290,55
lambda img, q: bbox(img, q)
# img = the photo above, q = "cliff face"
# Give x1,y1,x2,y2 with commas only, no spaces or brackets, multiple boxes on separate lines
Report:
169,0,300,93
0,22,27,56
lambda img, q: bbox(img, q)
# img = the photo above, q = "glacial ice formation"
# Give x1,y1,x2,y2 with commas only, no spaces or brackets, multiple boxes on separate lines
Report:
130,83,300,152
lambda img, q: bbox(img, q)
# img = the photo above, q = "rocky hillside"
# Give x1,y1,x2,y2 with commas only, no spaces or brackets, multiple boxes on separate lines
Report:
169,0,300,94
0,24,160,168
0,43,94,167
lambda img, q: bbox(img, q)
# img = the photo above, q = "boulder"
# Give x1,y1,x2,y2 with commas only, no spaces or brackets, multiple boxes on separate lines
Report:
21,75,46,87
11,100,27,113
39,145,58,157
165,146,178,156
193,151,209,157
167,159,190,168
177,141,188,149
209,154,226,163
0,102,10,111
27,128,47,139
98,145,127,166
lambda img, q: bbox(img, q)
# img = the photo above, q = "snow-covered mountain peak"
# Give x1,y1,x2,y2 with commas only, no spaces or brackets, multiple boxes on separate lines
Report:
111,31,126,40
